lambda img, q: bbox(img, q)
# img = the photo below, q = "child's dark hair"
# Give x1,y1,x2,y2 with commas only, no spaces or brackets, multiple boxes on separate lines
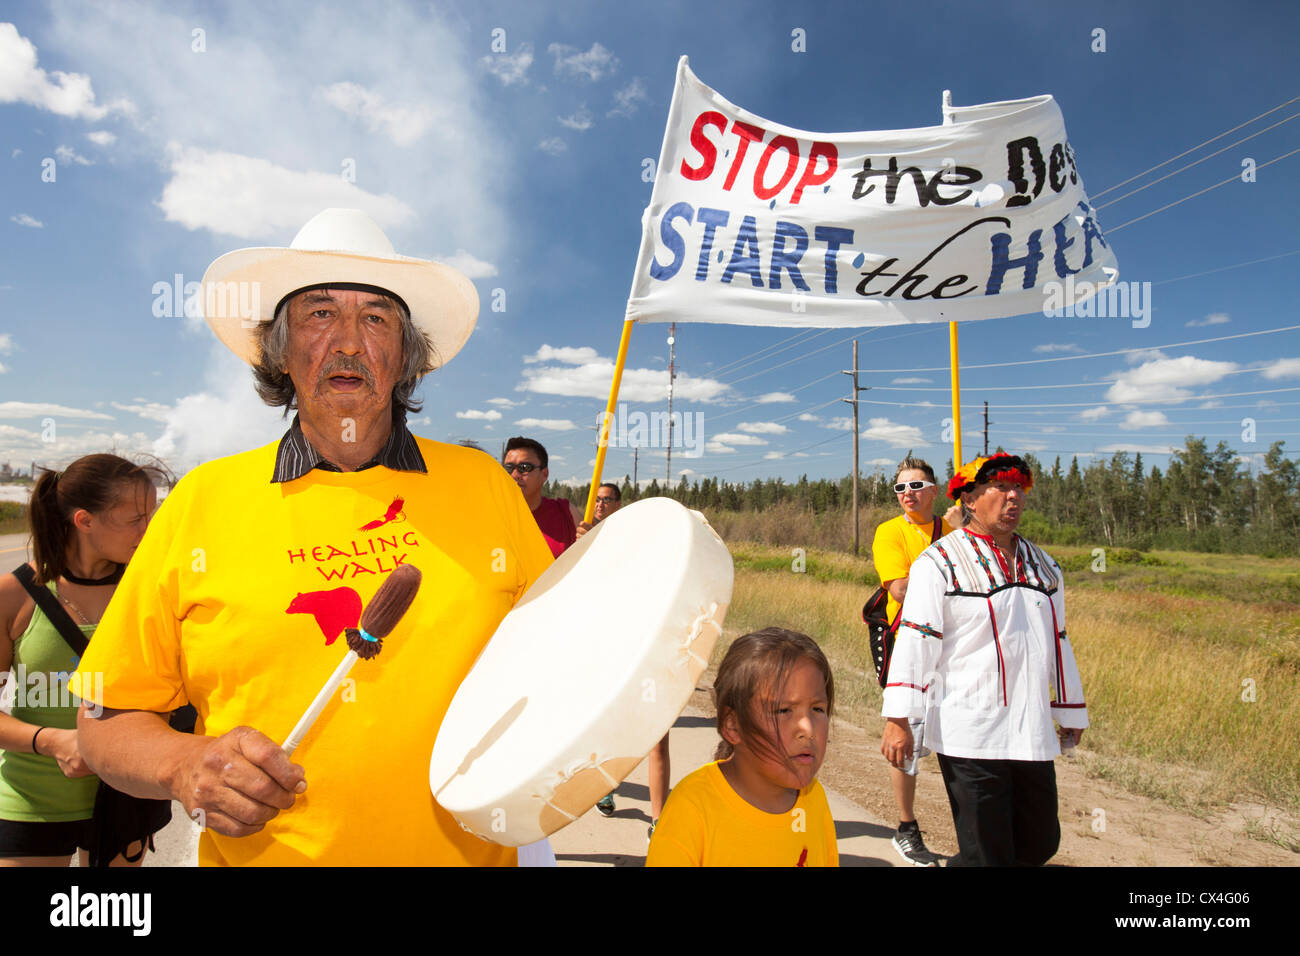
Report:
712,627,834,763
29,454,168,585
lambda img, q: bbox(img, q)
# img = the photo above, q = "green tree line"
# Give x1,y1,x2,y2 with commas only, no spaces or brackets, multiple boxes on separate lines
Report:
548,437,1300,556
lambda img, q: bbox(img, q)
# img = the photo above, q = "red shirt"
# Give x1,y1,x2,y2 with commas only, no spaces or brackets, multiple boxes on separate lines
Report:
533,496,576,557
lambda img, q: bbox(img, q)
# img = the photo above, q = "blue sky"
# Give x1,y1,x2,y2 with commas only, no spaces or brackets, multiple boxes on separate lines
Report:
1,0,1297,490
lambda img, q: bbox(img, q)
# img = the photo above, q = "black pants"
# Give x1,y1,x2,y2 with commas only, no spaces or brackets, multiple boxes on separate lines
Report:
937,753,1060,866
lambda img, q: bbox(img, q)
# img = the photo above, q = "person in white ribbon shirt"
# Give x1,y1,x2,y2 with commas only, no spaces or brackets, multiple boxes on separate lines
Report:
880,454,1087,866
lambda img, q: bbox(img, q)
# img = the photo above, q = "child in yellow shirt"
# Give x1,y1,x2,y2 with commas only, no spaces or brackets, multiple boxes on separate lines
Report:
646,628,838,866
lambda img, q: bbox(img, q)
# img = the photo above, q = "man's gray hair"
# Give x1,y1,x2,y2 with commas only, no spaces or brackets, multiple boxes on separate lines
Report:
252,294,436,416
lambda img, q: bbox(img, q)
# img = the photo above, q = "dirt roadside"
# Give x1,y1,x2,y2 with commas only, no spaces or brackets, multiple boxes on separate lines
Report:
688,680,1297,866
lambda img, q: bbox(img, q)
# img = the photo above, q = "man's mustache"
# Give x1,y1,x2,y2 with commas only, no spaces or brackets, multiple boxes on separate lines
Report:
318,357,376,390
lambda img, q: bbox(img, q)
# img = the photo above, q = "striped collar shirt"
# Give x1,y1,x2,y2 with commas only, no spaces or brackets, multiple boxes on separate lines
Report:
271,413,427,483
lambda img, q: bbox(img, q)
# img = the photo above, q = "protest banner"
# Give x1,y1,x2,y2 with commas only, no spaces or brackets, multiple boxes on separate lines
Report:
626,57,1118,327
585,57,1119,520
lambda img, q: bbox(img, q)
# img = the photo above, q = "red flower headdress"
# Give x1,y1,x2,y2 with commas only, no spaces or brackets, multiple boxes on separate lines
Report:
947,453,1034,500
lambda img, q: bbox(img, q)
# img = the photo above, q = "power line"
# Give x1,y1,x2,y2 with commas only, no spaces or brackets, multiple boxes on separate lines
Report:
1108,145,1300,233
1151,249,1300,286
855,385,1300,409
868,364,1271,392
1090,95,1300,199
851,323,1300,373
706,328,829,379
1095,111,1300,210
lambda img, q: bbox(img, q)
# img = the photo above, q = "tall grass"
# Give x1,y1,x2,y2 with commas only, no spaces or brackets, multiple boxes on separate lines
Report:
715,542,1300,823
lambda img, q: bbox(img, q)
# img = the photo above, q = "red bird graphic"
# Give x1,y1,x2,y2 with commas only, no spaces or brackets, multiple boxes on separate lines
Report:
286,587,363,644
359,496,405,531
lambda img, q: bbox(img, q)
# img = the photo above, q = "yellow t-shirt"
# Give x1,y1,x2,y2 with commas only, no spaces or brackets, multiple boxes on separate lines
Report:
73,437,553,866
871,513,953,623
645,761,838,867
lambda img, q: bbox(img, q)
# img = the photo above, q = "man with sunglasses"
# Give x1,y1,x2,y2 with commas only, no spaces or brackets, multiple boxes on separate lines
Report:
871,456,957,866
503,437,583,557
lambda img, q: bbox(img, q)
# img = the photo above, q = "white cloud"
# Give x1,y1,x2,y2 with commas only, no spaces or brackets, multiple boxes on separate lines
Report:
1096,443,1178,455
152,347,288,468
861,417,926,448
486,397,520,407
0,401,113,420
456,409,503,421
0,334,12,354
438,249,498,279
737,421,788,435
320,82,432,146
1186,312,1230,328
797,413,820,422
1260,358,1300,380
86,130,116,146
1106,354,1238,404
763,451,784,460
1125,348,1168,365
0,423,155,470
704,440,736,454
9,213,42,228
1080,406,1109,421
608,77,648,117
480,43,534,87
111,401,172,423
55,144,93,166
537,137,568,156
516,418,579,431
712,432,768,446
891,376,932,384
158,144,413,240
519,346,729,403
756,392,795,404
1040,426,1066,433
37,6,507,267
823,417,854,431
525,345,601,365
0,23,133,120
1119,410,1169,430
1033,343,1085,354
866,457,896,467
548,42,619,81
1199,400,1223,409
557,106,594,131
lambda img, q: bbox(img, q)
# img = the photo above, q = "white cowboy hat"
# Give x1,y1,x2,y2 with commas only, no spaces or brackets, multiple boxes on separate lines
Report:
200,208,479,370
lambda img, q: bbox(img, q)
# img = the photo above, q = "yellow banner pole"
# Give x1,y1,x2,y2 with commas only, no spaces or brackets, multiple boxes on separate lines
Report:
949,321,963,468
941,89,964,472
584,317,636,523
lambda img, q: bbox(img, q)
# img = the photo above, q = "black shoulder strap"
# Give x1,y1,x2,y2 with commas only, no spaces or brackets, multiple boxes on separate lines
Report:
11,564,90,658
931,517,943,543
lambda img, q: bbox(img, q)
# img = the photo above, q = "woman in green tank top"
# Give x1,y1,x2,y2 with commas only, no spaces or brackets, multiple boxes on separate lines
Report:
0,454,159,866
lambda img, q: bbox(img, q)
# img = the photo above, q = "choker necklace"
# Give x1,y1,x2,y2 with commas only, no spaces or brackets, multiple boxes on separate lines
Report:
62,564,123,587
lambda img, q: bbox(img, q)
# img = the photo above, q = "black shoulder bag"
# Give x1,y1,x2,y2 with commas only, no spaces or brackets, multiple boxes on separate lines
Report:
12,563,189,866
862,517,942,689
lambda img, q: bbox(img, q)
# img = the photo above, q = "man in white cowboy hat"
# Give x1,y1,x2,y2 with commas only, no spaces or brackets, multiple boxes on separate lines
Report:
73,209,554,866
880,453,1087,866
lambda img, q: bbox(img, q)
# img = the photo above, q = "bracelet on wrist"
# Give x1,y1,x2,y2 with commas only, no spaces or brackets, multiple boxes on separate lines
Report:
31,726,48,755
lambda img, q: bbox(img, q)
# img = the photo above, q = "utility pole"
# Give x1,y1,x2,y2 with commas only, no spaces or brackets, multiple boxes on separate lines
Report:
841,340,870,555
633,445,639,489
983,401,990,456
666,322,677,485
